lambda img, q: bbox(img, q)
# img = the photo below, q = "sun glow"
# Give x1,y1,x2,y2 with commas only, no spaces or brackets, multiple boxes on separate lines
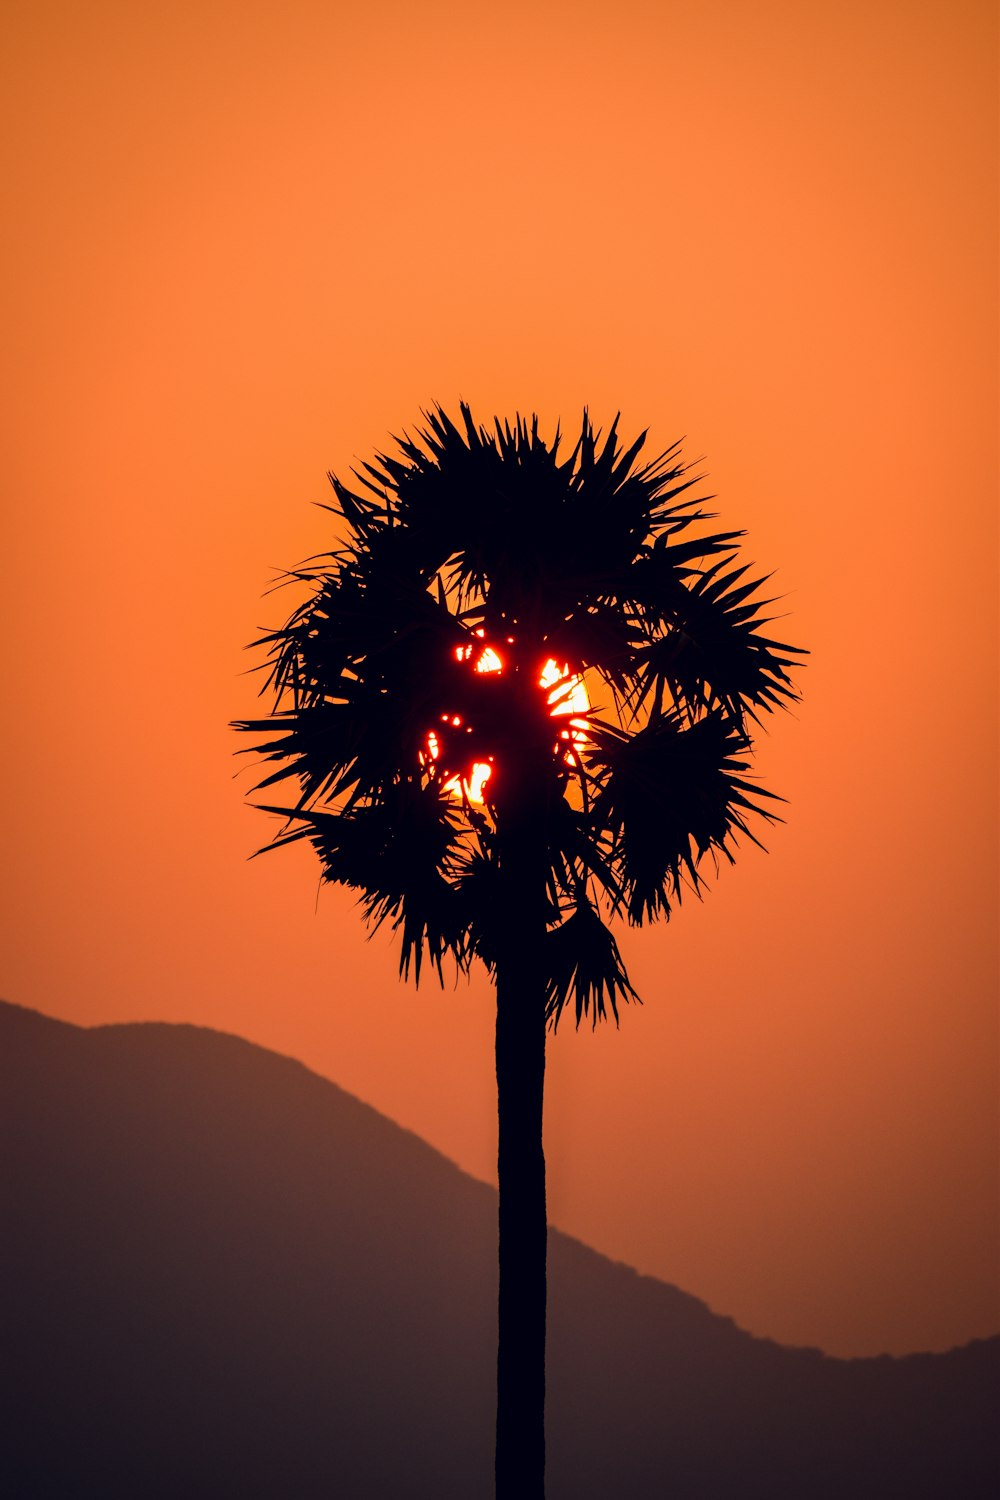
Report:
423,725,494,803
424,646,590,805
539,658,590,751
454,632,503,675
454,761,493,802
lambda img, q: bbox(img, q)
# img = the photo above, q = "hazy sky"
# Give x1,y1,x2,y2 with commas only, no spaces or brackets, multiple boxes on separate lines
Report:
2,0,996,1358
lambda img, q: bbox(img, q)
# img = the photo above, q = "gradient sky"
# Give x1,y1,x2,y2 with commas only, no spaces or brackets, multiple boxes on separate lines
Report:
2,0,997,1358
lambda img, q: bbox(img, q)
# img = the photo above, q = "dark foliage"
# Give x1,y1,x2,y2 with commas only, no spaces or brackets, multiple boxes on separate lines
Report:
235,404,804,1026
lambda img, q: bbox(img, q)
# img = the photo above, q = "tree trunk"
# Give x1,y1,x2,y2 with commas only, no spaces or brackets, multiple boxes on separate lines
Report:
494,800,548,1500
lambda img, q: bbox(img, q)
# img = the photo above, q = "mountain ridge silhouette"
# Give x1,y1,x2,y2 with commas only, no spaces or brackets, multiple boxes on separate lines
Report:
2,998,996,1497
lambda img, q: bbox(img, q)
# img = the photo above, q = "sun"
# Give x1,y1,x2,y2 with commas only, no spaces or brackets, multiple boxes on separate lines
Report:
421,636,590,805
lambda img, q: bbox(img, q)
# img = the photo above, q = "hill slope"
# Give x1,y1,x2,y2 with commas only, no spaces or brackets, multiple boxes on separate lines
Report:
1,1000,996,1497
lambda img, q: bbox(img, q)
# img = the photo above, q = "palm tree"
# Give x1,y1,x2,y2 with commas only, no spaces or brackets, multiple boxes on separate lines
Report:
235,404,803,1499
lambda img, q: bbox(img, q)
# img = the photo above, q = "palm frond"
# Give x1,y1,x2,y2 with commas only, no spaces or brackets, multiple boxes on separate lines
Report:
236,683,421,809
457,848,502,973
586,710,782,924
630,548,805,724
254,780,471,983
544,896,639,1030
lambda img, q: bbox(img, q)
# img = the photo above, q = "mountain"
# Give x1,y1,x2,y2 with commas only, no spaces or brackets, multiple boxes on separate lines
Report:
1,1000,996,1498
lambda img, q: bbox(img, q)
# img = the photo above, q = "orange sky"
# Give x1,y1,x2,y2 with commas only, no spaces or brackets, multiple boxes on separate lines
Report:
2,0,997,1358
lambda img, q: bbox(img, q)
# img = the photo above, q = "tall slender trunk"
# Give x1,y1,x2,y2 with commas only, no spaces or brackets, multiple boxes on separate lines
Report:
494,797,548,1500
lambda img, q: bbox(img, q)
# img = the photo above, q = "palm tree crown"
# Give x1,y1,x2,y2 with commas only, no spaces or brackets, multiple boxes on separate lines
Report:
236,403,803,1023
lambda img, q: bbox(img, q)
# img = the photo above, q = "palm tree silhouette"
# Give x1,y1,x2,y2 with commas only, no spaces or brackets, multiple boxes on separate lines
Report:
235,404,803,1499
